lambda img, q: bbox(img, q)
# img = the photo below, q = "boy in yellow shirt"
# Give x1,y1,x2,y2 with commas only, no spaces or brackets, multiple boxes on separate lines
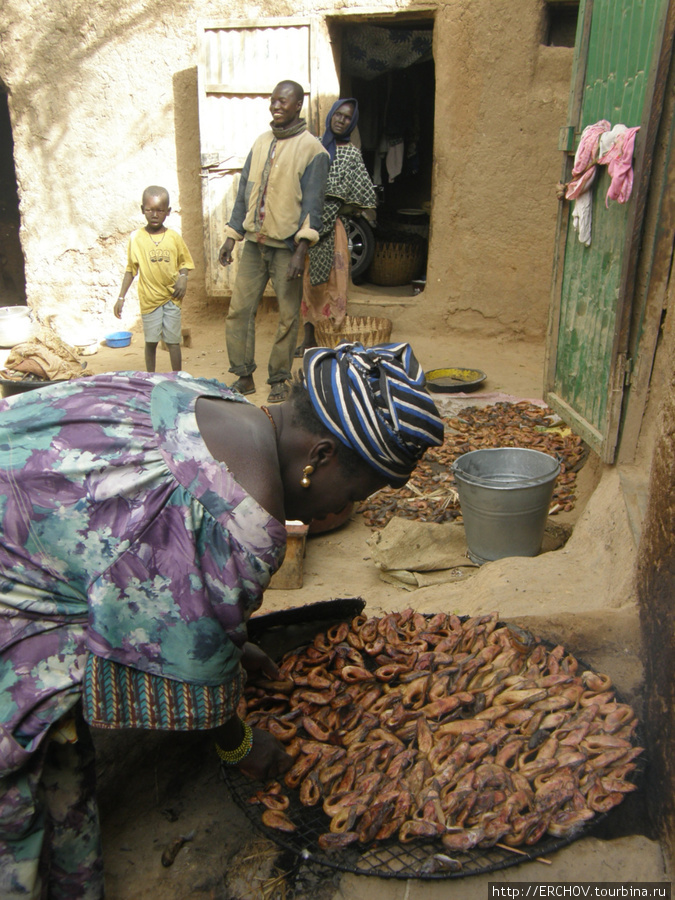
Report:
115,186,194,372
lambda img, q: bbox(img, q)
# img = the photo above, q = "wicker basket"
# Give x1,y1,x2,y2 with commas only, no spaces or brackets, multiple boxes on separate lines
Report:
368,236,426,287
314,315,392,349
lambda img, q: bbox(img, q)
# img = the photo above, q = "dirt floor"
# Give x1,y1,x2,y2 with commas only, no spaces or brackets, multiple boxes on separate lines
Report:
52,286,669,897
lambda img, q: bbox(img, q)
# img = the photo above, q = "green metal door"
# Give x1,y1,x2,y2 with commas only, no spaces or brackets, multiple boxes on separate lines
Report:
545,0,672,461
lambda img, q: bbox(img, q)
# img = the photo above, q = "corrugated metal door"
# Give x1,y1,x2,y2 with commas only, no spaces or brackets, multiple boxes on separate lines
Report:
545,0,671,462
197,19,316,296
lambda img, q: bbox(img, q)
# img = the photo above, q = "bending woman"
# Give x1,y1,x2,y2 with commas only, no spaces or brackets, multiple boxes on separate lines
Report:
0,341,443,899
296,98,377,355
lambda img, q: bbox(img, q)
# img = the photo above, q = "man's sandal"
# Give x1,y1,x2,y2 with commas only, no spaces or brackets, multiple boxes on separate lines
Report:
267,381,290,403
230,377,255,396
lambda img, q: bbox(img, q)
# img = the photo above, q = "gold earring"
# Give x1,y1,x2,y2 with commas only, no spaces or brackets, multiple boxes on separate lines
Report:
301,465,314,488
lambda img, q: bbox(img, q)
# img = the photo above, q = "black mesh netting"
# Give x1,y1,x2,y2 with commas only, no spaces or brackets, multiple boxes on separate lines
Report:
221,600,645,880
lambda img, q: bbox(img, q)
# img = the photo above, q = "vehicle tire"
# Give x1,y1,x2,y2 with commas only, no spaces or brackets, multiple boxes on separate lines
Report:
344,217,375,283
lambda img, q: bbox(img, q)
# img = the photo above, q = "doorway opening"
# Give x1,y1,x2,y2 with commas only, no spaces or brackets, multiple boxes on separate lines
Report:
543,1,579,48
328,15,435,289
0,84,26,306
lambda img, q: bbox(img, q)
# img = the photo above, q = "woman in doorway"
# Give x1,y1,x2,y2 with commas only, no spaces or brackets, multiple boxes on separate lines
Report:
0,342,444,899
295,98,377,356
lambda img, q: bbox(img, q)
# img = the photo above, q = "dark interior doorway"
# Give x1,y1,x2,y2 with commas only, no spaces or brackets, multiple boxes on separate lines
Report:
333,18,435,287
0,86,26,306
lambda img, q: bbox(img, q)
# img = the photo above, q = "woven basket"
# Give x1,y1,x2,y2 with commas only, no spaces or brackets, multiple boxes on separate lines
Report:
314,315,392,349
368,237,426,287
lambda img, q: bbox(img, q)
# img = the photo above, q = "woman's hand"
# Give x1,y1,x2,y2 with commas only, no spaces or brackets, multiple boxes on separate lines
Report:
238,727,293,781
241,642,280,680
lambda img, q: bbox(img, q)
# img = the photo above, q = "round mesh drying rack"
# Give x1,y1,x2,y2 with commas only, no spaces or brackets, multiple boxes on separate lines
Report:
222,765,622,880
222,599,645,881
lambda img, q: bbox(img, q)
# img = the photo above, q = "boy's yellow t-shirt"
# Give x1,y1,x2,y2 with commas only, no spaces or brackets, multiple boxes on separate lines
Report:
126,228,195,314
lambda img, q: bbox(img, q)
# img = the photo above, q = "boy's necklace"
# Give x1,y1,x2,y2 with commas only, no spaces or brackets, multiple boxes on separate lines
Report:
147,229,167,247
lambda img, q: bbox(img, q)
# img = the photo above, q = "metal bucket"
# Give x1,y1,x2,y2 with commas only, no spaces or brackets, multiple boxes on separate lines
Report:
451,447,560,565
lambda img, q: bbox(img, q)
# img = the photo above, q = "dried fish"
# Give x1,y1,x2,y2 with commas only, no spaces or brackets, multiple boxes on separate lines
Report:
419,853,463,874
318,831,359,851
261,809,297,832
356,402,586,528
243,610,642,854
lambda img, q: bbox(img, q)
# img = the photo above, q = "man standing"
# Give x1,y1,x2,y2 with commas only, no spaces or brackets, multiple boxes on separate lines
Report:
219,81,330,403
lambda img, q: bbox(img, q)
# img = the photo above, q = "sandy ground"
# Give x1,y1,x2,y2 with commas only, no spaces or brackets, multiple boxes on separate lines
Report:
69,287,669,897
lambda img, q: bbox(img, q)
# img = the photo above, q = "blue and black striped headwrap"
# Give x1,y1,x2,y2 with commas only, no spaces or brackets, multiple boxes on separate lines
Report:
302,341,444,486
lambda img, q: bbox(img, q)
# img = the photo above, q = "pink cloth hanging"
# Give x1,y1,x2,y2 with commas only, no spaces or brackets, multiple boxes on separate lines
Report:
597,125,640,206
565,120,611,246
565,120,611,200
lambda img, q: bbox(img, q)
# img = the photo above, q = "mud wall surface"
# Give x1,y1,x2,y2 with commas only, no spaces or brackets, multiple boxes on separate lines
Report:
427,2,572,338
637,304,675,872
0,0,571,342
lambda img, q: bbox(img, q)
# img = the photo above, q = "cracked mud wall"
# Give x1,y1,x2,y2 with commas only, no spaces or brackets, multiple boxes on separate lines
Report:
0,0,209,338
0,0,571,340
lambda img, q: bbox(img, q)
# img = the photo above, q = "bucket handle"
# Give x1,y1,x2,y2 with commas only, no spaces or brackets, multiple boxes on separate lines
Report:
450,458,561,488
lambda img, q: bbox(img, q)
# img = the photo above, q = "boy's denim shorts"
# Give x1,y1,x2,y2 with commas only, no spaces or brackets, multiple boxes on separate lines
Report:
141,301,182,343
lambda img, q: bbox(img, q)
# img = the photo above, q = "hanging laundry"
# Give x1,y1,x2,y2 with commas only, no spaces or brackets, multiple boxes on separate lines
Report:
565,120,611,246
373,134,388,186
386,138,404,182
597,125,640,206
373,69,422,185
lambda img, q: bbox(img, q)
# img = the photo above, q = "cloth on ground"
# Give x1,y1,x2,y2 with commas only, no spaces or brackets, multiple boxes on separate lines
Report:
367,515,571,590
367,516,478,590
1,326,85,382
379,568,475,590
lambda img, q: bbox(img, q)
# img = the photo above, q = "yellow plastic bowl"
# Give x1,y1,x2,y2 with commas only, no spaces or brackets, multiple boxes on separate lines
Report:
425,367,487,393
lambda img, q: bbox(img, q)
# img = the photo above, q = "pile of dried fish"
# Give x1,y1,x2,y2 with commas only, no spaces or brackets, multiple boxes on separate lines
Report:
357,402,586,529
243,611,642,861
